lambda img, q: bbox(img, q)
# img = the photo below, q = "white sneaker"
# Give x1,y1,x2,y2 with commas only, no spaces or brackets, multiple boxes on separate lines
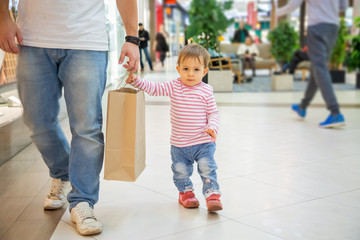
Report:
44,178,71,210
71,202,102,236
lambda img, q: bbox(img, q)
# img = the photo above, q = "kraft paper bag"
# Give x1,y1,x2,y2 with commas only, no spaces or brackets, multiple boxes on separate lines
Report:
104,87,146,181
0,52,17,85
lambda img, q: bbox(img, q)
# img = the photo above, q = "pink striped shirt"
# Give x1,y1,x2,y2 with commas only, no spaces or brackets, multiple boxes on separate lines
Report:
133,77,220,147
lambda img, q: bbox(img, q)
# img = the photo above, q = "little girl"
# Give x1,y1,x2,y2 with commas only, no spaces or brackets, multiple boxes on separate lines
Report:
126,43,222,212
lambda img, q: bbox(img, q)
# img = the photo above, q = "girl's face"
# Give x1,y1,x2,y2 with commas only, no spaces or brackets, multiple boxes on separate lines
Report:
176,57,209,86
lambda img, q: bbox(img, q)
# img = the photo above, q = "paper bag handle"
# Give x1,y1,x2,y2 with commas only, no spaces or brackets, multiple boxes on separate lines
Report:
116,71,140,91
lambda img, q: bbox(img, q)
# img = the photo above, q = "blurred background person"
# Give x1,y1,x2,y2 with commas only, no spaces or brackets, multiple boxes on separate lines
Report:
282,45,309,74
277,0,348,128
153,24,169,67
237,36,259,79
232,20,250,43
138,23,153,71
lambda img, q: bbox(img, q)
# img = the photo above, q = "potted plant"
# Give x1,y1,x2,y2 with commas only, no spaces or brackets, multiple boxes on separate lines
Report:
186,0,233,83
329,18,348,83
267,20,299,68
347,17,360,88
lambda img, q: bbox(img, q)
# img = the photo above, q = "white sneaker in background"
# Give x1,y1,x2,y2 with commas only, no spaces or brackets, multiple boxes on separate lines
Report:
71,202,103,236
44,178,71,210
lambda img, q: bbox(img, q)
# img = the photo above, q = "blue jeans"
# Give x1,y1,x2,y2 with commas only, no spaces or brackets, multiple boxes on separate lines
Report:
171,143,220,198
139,46,153,70
16,46,108,209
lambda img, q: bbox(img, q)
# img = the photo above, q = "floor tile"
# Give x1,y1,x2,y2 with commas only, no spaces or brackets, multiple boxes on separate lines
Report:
50,221,95,240
0,173,49,198
217,149,310,177
60,192,227,240
310,154,360,175
324,189,360,209
246,164,360,197
0,157,48,180
236,199,360,240
18,178,68,221
161,177,314,219
2,219,61,240
155,220,285,240
0,197,32,238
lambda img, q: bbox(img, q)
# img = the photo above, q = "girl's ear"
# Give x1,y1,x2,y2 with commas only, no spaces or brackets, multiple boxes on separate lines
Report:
203,67,209,76
176,65,180,74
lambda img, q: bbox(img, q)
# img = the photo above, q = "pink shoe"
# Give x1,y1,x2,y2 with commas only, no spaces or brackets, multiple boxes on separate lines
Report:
178,191,199,208
206,194,223,212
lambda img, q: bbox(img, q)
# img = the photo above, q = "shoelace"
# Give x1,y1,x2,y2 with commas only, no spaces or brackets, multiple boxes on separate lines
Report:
76,206,96,222
48,181,65,198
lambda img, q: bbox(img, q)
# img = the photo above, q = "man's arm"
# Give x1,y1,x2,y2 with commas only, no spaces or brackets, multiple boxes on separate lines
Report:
0,0,23,54
116,0,140,72
276,0,304,18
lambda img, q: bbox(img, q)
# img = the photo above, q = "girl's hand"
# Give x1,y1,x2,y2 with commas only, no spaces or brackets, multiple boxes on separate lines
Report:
205,129,216,141
126,72,137,84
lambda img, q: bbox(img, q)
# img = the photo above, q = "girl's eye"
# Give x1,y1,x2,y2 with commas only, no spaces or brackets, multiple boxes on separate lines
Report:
183,68,188,71
195,69,200,71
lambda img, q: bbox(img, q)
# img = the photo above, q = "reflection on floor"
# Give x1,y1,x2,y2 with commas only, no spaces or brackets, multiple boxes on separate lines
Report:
1,57,360,240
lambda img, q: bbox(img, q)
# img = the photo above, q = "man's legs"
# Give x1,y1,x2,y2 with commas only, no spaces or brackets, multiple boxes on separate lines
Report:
58,50,108,210
240,58,247,75
289,50,309,74
17,46,70,181
249,57,256,76
159,51,166,66
143,47,153,70
139,48,144,70
17,46,71,210
300,66,319,110
305,24,340,114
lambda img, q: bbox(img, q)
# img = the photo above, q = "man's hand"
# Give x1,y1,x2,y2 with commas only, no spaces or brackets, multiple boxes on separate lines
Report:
119,42,140,72
126,71,137,84
0,18,23,54
205,129,216,141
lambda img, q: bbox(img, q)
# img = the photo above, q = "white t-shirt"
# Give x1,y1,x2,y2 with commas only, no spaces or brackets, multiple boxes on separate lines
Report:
17,0,108,51
277,0,348,27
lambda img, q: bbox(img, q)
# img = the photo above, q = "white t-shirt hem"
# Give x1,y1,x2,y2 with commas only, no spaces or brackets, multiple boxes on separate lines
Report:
22,41,109,51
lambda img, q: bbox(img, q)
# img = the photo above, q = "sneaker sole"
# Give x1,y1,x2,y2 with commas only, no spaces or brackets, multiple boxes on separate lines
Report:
44,200,65,210
71,218,102,236
78,228,102,236
179,200,199,208
292,110,305,120
44,205,64,210
207,202,223,212
319,122,346,128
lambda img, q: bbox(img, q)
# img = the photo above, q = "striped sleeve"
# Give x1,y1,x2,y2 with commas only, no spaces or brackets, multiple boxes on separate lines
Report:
133,77,173,96
205,88,220,134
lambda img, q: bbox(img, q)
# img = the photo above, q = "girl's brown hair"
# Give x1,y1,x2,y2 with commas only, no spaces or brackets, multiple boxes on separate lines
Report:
177,43,210,68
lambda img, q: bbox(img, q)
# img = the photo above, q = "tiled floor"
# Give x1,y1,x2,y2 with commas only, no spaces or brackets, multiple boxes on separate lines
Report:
1,57,360,240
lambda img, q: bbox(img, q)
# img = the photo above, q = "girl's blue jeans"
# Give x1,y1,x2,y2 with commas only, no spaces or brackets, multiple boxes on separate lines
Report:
171,142,221,199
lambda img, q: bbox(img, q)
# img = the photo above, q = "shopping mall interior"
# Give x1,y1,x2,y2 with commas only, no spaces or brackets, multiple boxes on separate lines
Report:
0,0,360,239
